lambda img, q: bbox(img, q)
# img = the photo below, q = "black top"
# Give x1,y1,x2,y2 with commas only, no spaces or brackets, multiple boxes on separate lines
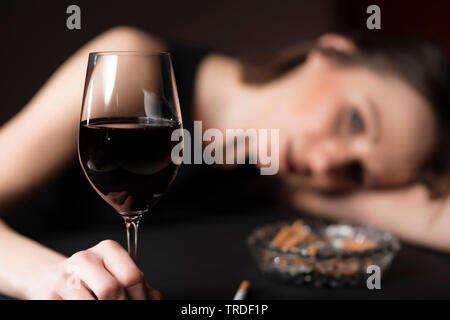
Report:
3,41,281,238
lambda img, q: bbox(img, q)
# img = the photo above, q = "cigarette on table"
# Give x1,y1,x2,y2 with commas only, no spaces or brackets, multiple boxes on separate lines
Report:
233,280,250,300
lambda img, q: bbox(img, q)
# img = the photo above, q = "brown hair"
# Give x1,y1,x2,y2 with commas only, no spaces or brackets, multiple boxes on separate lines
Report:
242,32,450,198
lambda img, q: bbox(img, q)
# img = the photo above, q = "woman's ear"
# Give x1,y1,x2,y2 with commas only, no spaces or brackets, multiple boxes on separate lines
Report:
307,33,357,65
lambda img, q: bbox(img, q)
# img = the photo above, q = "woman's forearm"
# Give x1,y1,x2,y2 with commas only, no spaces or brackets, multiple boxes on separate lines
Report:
0,219,65,299
290,184,450,252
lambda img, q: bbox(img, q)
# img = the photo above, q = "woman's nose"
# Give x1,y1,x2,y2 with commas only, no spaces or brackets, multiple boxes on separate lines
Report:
306,140,354,176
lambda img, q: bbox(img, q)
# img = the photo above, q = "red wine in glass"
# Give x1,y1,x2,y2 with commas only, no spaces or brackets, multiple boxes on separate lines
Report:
78,52,183,261
79,117,181,213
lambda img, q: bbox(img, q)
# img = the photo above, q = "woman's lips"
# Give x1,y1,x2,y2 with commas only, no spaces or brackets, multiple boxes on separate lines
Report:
286,142,300,174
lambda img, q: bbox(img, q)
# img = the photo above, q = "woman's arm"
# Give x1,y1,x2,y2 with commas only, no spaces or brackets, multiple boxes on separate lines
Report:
0,26,165,299
289,184,450,252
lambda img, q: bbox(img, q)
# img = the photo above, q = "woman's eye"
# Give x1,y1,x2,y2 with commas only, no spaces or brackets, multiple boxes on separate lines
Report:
349,109,365,133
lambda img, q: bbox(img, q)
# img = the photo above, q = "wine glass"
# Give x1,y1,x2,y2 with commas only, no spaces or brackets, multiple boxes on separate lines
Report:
78,51,183,261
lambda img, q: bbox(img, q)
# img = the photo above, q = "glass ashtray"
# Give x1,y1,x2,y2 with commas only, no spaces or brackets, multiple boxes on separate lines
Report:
246,218,401,288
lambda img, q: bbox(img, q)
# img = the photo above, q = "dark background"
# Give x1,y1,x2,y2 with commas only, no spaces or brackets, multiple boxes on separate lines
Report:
1,0,450,300
2,0,450,127
1,0,450,234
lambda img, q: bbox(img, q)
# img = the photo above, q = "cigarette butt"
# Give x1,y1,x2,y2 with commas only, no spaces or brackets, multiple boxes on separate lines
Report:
272,220,304,247
281,232,318,251
281,233,305,250
342,239,376,251
308,244,318,257
291,220,304,232
272,227,293,247
233,280,250,300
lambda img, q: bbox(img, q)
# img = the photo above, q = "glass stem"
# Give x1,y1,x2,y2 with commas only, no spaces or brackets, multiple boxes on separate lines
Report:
123,215,142,262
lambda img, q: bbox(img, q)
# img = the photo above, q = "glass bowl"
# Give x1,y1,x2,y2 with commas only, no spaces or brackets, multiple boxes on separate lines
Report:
246,218,401,288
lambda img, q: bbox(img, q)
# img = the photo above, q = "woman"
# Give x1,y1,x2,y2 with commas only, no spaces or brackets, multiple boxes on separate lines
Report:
0,26,449,299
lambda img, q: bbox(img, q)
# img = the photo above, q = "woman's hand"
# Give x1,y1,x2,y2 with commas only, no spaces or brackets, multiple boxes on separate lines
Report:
25,240,161,300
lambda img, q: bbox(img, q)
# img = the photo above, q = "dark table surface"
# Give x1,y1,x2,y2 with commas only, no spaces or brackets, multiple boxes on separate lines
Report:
25,210,449,300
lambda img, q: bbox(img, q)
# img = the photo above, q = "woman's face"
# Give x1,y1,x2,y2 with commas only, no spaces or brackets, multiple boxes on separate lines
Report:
272,54,437,191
